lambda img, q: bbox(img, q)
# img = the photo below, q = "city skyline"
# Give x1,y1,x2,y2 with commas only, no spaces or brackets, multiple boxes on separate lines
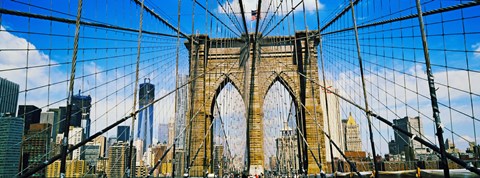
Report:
0,0,479,177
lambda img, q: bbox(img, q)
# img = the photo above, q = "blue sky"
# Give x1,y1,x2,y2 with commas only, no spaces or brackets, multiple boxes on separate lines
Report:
1,0,480,163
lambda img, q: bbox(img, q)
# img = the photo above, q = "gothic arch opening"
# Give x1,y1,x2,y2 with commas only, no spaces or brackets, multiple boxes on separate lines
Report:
263,80,300,176
211,80,247,175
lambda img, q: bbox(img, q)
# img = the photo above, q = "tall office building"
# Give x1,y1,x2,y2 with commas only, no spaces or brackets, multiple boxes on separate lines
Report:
17,105,41,132
58,93,92,138
46,160,86,178
134,139,144,164
57,107,67,134
392,116,425,157
57,127,84,160
40,111,59,141
84,142,101,167
319,81,344,161
175,75,188,149
117,125,130,142
166,121,175,162
95,157,109,176
106,137,118,155
93,136,106,157
107,142,135,178
0,115,24,176
388,140,399,155
136,164,149,178
137,79,154,152
0,78,19,116
21,123,51,177
344,113,362,152
150,144,168,176
72,93,92,139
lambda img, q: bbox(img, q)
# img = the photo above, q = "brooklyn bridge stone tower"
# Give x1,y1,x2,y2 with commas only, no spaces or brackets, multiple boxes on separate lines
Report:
185,31,326,176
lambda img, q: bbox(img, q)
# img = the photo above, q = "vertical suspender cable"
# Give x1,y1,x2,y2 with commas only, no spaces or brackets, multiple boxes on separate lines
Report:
202,1,209,176
186,0,197,175
288,0,304,174
127,0,145,177
60,0,82,177
349,0,379,177
313,0,334,174
414,0,450,177
300,0,327,174
172,0,182,177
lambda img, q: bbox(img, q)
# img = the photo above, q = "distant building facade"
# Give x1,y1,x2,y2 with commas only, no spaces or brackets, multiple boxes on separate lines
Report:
40,111,59,141
107,142,135,178
46,160,86,178
17,105,41,133
117,125,130,142
72,93,92,139
137,79,155,152
58,93,92,139
93,136,106,158
21,123,51,177
344,113,362,152
391,116,426,159
84,142,101,167
0,78,19,116
0,115,23,176
57,126,84,160
319,81,344,161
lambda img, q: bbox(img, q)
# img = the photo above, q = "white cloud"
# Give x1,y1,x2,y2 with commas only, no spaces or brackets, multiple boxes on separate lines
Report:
472,43,480,59
217,0,325,16
0,26,139,138
0,26,67,107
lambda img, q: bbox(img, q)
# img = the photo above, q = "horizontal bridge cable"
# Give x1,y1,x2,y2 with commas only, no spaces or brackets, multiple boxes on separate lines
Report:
297,71,480,176
0,8,183,38
319,0,359,32
0,29,179,45
0,44,178,52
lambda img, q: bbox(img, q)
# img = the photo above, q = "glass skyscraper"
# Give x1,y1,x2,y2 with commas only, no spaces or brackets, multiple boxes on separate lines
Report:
58,92,91,138
0,115,24,176
0,77,19,116
72,93,92,138
117,125,130,142
17,105,41,133
137,79,154,152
